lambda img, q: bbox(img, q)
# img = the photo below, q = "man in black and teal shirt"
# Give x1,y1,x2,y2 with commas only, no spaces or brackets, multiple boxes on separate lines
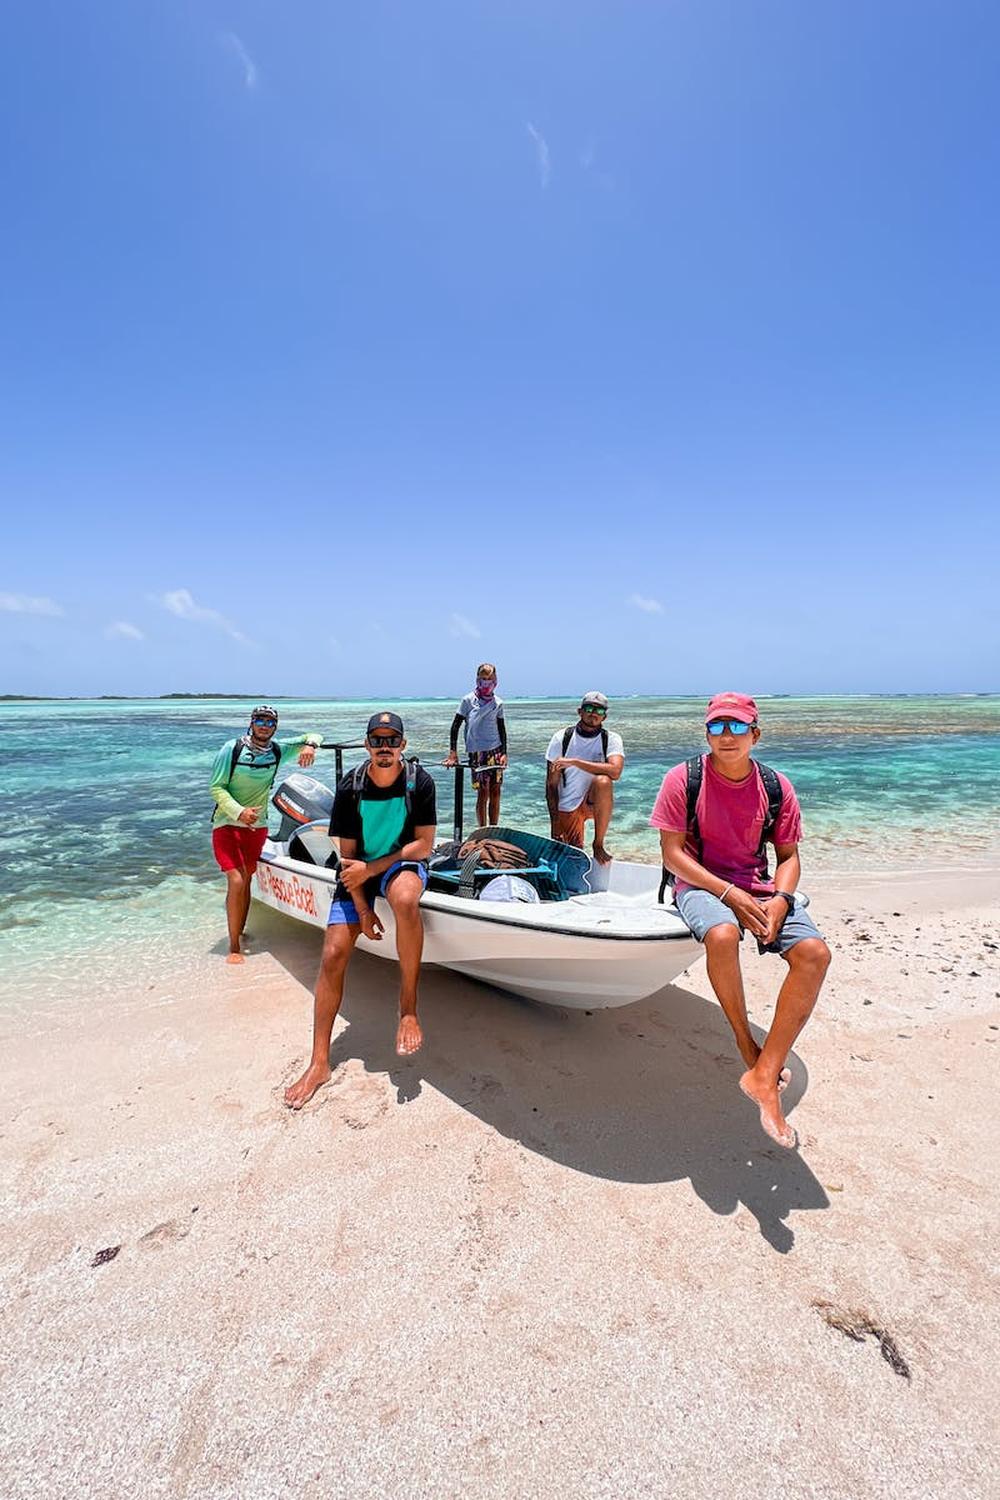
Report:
284,711,437,1109
210,704,321,964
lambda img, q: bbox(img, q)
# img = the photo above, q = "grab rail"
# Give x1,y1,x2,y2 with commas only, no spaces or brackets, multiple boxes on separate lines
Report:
317,740,477,843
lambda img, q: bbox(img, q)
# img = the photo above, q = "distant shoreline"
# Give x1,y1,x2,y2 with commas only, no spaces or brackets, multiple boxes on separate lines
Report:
3,691,999,704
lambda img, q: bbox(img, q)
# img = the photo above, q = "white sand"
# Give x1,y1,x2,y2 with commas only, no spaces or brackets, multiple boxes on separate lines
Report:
1,869,998,1498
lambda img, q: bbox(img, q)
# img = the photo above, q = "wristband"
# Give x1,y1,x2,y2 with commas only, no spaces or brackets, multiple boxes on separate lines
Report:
718,883,733,905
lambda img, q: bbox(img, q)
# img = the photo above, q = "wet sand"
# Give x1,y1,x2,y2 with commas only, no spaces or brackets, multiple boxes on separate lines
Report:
1,868,998,1498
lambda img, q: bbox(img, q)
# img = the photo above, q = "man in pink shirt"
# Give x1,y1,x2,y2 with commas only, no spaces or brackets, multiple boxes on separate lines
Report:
650,692,831,1149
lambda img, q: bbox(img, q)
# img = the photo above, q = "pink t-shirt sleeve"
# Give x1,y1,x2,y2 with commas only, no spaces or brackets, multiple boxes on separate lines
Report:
650,764,690,832
773,774,803,845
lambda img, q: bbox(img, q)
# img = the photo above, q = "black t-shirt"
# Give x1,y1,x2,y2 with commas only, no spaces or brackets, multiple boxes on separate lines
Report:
329,763,437,861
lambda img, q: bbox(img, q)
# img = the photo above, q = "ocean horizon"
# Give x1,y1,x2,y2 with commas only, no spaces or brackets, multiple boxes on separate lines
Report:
3,693,999,991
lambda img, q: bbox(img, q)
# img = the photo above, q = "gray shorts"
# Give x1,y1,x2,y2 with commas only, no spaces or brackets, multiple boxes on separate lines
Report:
676,887,824,954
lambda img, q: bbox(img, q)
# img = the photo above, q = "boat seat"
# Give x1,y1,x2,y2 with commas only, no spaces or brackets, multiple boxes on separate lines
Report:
432,862,559,898
569,890,650,908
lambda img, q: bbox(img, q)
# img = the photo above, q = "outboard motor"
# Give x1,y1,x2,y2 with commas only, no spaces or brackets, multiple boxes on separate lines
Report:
272,772,335,845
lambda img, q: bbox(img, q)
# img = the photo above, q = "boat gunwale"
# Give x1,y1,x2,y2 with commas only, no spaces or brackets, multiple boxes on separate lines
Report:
258,848,695,945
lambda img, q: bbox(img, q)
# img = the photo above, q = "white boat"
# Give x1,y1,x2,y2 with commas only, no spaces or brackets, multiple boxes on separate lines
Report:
252,758,701,1009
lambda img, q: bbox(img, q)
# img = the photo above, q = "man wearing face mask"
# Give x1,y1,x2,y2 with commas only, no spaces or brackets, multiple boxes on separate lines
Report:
284,712,437,1109
444,661,508,828
545,691,625,865
210,704,321,964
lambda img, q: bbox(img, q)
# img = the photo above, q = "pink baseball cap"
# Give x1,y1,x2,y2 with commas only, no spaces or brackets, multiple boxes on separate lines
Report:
705,692,758,725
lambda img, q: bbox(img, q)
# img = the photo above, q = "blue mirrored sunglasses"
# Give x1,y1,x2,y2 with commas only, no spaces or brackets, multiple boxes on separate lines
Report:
706,718,753,736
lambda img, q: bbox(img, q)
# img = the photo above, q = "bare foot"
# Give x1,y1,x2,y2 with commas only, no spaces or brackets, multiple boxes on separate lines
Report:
284,1062,332,1110
592,842,613,866
396,1015,423,1056
226,952,245,965
739,1068,797,1149
741,1042,791,1093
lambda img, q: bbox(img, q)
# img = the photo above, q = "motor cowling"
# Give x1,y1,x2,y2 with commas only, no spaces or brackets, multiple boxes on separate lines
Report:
272,772,335,843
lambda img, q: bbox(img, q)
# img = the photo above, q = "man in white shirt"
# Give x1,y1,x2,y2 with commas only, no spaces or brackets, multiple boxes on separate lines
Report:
545,692,625,865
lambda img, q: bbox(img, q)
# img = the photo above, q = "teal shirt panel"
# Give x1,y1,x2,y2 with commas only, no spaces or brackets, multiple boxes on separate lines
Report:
358,796,409,860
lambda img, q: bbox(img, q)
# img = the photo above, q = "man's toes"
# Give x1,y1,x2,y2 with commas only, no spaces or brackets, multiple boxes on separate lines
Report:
763,1113,796,1149
396,1021,421,1055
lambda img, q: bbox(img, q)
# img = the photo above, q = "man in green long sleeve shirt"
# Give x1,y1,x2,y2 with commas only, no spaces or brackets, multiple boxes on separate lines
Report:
210,704,322,963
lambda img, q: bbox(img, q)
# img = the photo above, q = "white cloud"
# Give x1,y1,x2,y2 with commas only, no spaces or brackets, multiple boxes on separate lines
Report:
224,32,258,90
449,612,481,640
628,593,664,615
155,588,252,645
526,123,551,189
0,592,64,616
105,621,145,641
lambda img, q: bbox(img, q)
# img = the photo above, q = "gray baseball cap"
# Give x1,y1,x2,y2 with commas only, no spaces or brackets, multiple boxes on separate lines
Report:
580,691,609,710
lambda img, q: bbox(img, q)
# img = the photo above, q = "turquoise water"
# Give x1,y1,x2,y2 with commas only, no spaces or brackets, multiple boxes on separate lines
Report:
2,696,999,965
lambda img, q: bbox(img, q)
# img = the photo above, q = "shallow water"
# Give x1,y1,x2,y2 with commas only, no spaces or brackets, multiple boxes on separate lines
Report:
2,695,998,975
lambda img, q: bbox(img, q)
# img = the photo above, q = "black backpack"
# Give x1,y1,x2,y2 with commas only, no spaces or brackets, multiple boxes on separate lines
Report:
211,737,282,819
560,725,608,782
658,756,784,902
349,756,420,813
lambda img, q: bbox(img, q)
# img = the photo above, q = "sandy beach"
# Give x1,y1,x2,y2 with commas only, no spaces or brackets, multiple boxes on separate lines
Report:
2,867,998,1499
6,0,1000,1483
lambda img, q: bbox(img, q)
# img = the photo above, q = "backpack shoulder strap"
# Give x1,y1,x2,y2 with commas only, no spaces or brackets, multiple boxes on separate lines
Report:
601,728,608,759
559,726,574,783
404,756,419,815
754,762,785,882
756,763,784,840
662,756,703,893
351,761,368,794
685,755,704,849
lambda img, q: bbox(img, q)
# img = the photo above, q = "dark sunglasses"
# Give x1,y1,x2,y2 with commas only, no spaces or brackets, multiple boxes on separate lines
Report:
581,704,607,717
706,718,754,736
252,717,277,728
369,734,403,749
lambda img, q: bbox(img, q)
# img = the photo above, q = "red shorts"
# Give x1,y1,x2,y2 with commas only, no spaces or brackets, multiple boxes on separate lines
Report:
212,824,268,873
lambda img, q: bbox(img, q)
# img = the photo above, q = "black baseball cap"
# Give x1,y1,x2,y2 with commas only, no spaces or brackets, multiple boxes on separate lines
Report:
366,711,404,737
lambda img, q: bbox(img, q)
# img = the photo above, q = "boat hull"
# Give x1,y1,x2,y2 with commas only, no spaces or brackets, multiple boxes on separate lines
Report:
253,849,700,1009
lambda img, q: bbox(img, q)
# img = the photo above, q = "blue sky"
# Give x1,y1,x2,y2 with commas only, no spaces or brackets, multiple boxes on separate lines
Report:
2,0,998,697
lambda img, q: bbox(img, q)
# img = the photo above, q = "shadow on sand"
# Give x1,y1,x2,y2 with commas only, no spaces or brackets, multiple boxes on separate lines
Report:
252,906,829,1252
